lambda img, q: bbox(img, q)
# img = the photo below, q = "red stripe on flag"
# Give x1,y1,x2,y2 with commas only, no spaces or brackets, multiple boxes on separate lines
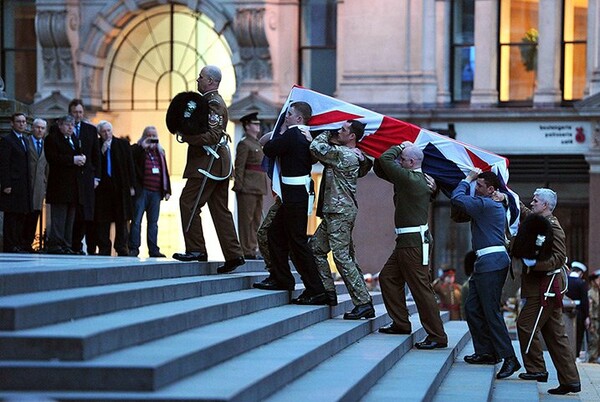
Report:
309,110,364,126
358,116,421,158
465,148,492,171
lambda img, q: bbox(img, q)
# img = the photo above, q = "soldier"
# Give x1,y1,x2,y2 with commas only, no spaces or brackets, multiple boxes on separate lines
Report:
432,267,463,320
233,112,269,260
588,269,600,364
502,188,581,394
309,120,374,318
172,65,245,274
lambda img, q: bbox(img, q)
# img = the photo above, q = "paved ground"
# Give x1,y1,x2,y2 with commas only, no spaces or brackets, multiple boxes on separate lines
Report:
577,362,600,401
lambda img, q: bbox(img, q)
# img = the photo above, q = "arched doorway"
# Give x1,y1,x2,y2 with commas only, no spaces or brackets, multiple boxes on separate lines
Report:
97,3,236,259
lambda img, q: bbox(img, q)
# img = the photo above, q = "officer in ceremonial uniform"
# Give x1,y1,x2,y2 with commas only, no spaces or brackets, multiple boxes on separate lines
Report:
503,188,581,395
172,65,245,274
432,268,463,320
233,112,269,260
309,121,373,318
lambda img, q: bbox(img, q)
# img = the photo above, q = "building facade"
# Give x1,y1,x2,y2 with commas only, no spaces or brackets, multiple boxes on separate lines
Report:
1,0,599,274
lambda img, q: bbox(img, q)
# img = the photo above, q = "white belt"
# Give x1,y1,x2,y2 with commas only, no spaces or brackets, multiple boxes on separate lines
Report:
281,175,314,215
395,224,429,265
475,245,507,257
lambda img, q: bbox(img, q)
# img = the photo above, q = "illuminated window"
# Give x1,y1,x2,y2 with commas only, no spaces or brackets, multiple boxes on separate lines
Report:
104,4,235,111
499,0,538,102
1,0,37,104
562,0,587,101
300,0,337,96
451,0,475,102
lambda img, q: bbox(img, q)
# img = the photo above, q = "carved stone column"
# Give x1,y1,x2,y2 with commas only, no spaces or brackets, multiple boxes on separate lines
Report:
35,3,79,99
233,7,275,100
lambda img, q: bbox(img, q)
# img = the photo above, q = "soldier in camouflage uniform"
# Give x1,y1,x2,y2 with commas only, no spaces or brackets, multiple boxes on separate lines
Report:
588,269,600,363
309,120,374,319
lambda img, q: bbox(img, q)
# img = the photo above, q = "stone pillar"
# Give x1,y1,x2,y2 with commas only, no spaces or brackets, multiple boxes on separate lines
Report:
587,120,600,269
34,1,79,100
588,0,600,95
533,0,562,104
232,7,276,102
435,0,451,104
470,0,499,106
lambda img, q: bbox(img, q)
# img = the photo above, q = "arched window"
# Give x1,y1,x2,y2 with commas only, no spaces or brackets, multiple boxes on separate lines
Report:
103,4,235,111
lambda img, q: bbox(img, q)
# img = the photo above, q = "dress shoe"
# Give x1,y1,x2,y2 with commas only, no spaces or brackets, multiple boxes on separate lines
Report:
253,278,293,291
244,254,258,260
547,382,581,395
343,303,375,320
379,324,411,335
464,353,502,365
291,292,328,305
149,252,166,258
415,338,447,350
326,291,338,306
172,251,208,262
518,371,548,382
217,256,246,274
496,356,521,379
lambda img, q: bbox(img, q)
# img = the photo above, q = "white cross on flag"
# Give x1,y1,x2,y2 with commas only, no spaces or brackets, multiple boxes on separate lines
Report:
273,85,520,235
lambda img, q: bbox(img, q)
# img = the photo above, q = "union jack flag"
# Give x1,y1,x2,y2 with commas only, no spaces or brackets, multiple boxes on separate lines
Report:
273,85,520,235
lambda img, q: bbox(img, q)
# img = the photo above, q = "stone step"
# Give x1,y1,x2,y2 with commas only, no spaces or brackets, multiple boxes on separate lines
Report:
0,272,269,330
265,314,431,402
0,288,291,361
360,320,471,402
432,342,497,402
0,256,267,297
0,294,386,393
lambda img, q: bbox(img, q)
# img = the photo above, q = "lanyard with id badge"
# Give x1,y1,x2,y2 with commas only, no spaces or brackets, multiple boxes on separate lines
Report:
148,150,160,175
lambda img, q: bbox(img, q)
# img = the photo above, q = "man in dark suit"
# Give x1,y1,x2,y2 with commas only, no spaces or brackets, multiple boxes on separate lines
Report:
567,261,589,361
94,120,135,256
45,114,85,254
173,65,245,273
0,113,32,252
68,99,101,255
24,118,49,251
255,101,328,305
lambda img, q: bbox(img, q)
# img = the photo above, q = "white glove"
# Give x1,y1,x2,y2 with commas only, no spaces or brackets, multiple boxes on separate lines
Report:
522,258,536,267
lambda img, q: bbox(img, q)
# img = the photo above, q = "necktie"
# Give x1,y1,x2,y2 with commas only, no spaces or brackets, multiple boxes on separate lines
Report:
36,140,42,156
68,137,75,150
106,147,112,177
75,124,80,139
19,136,27,151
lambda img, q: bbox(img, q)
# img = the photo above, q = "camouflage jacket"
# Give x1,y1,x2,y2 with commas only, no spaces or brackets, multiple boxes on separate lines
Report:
310,131,365,214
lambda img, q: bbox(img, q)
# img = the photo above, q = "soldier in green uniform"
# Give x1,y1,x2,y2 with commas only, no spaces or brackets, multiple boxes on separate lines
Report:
588,269,600,363
309,120,374,319
233,112,269,260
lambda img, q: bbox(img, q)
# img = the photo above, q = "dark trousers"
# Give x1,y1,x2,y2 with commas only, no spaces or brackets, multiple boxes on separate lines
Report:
96,221,129,256
379,244,447,343
47,203,76,251
267,201,325,295
72,206,96,254
2,211,28,252
466,267,515,358
517,296,580,384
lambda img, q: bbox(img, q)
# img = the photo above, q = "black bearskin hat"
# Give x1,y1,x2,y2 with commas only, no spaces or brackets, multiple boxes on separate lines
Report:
165,92,209,136
512,214,554,261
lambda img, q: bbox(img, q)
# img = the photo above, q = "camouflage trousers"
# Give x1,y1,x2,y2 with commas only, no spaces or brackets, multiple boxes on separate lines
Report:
589,319,600,362
257,197,281,270
310,211,371,306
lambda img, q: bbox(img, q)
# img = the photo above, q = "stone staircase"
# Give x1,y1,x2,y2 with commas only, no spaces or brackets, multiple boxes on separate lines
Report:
0,255,581,401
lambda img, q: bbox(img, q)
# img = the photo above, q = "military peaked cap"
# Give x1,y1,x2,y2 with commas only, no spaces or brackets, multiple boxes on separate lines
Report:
166,91,209,136
240,112,260,126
